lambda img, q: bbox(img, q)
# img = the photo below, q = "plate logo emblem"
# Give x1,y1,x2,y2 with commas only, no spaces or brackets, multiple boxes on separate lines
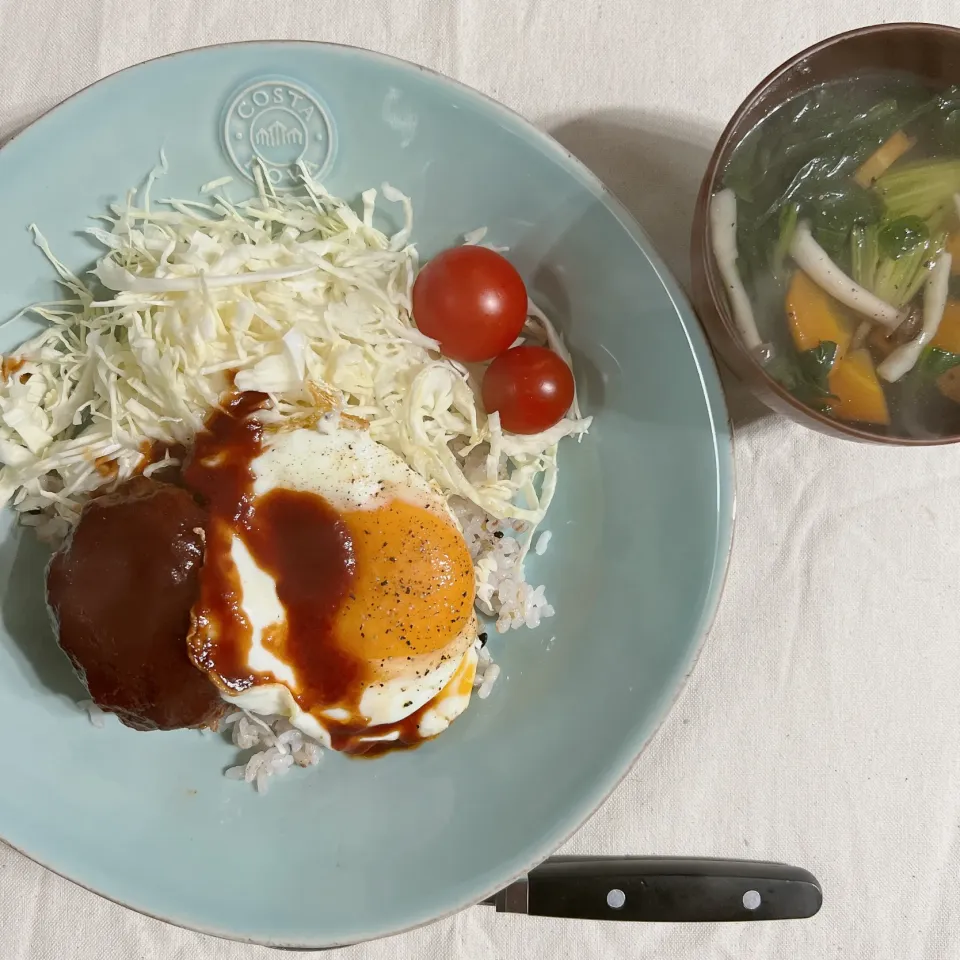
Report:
223,79,336,190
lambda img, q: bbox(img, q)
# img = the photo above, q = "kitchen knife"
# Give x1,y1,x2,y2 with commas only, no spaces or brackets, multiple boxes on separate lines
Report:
479,856,822,922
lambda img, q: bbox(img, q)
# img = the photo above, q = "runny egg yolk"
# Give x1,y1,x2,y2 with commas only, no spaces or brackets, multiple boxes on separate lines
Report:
184,398,481,753
335,499,475,662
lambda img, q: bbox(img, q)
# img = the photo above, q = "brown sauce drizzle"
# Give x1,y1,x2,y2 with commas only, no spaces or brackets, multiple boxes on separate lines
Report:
184,391,271,693
327,659,473,758
93,455,119,479
185,392,467,755
1,356,24,381
328,708,437,757
244,489,360,706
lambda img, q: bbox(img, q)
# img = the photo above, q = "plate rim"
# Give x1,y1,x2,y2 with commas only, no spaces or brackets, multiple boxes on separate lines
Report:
0,38,736,948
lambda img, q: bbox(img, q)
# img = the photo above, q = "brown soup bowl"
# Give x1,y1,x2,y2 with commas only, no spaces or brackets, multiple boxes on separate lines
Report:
691,22,960,445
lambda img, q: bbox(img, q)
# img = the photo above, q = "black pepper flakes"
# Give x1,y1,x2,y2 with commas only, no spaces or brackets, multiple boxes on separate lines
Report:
494,530,504,539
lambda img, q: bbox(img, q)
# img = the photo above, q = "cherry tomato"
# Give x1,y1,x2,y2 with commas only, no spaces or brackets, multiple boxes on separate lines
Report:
482,346,575,435
412,246,528,362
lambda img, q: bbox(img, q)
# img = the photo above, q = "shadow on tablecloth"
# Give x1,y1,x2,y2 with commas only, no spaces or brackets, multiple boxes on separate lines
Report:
547,109,771,432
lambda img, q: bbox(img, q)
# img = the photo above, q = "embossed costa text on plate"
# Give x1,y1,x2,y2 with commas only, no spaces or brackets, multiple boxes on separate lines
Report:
223,78,336,189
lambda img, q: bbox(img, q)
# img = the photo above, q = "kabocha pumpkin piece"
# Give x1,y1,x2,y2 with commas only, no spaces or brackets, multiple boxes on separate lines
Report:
829,349,890,426
786,270,854,355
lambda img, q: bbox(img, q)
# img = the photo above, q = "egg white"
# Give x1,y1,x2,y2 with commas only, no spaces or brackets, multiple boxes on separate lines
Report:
220,425,477,748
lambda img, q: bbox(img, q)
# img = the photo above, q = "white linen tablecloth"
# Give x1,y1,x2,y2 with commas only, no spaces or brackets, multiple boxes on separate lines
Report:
2,2,960,957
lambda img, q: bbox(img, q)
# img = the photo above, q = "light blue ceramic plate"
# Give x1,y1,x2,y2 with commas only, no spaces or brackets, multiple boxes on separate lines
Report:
0,43,733,947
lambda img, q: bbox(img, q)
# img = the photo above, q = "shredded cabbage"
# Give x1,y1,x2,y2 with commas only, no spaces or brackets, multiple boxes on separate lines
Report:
0,166,591,542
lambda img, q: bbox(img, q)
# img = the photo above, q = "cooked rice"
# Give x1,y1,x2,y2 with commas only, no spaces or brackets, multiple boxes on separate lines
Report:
454,499,555,634
534,530,552,556
476,663,501,700
223,712,322,793
474,643,495,678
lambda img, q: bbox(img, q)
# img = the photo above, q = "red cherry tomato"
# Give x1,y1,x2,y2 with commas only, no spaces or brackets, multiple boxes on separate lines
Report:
412,247,528,362
482,346,575,435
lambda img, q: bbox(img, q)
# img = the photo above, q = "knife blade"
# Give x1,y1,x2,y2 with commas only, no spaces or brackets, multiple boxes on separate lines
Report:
479,856,822,922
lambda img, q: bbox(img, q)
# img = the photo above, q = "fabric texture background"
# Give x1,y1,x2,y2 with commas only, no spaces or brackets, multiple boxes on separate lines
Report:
1,2,958,957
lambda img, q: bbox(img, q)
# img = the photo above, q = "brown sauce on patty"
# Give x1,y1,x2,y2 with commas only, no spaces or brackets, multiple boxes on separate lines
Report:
46,476,225,731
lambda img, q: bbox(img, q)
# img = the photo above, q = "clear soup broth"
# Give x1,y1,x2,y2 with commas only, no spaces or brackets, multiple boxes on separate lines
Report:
715,72,960,440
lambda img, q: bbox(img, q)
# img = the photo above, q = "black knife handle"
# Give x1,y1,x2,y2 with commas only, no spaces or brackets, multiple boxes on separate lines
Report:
495,856,822,922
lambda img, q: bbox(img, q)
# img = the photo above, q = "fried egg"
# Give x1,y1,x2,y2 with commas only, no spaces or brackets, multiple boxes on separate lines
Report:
187,421,479,752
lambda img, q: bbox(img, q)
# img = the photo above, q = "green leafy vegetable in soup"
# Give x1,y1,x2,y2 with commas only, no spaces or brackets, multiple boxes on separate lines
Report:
716,73,960,440
767,340,839,414
916,345,960,380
